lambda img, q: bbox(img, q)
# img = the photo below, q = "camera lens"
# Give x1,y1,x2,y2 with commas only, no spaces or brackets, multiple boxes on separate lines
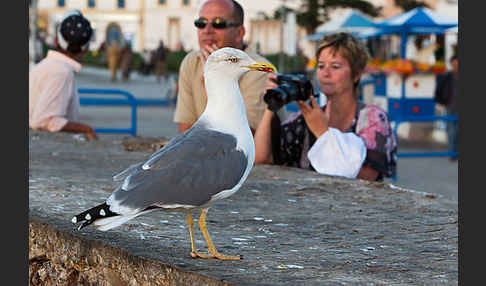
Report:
263,73,314,112
279,83,300,103
264,88,287,112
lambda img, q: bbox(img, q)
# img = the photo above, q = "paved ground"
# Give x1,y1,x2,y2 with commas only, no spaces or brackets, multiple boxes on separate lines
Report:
75,67,458,202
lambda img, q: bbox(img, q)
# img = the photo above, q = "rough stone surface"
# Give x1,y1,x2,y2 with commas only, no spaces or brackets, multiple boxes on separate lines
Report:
120,136,171,152
29,130,458,285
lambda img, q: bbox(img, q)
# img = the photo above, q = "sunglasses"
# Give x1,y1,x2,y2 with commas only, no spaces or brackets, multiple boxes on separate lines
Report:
194,17,241,29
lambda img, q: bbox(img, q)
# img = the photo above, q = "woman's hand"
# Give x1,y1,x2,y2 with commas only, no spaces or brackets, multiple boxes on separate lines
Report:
264,74,279,94
297,96,331,138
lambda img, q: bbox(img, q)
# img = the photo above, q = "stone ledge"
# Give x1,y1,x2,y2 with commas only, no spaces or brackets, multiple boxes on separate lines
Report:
29,217,231,286
29,130,458,285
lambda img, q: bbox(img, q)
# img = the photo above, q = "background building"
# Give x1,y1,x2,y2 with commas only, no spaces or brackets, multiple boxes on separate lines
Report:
29,0,457,61
31,0,303,53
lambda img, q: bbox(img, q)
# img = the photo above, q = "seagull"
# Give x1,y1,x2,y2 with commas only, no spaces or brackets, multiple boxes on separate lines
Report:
71,47,276,260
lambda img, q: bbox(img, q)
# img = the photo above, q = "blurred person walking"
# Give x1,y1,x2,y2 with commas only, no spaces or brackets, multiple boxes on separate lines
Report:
120,42,134,81
107,41,121,81
434,53,458,161
154,40,169,83
105,24,123,82
139,49,153,75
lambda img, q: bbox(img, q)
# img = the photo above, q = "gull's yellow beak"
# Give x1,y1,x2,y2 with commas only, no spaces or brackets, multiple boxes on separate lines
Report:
244,62,277,73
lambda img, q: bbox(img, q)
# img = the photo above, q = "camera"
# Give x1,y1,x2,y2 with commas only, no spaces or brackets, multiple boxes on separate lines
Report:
263,73,316,112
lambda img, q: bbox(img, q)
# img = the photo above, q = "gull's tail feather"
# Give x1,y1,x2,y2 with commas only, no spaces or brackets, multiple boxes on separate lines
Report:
72,202,119,230
93,213,139,231
93,209,156,231
72,203,159,231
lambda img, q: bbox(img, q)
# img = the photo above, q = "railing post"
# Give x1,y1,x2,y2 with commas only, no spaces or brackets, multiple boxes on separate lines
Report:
78,88,138,136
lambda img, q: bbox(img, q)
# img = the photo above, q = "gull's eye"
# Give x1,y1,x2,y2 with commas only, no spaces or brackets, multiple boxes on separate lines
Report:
228,56,239,63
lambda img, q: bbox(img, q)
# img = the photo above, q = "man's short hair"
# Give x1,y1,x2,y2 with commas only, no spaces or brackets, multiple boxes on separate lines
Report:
231,0,244,24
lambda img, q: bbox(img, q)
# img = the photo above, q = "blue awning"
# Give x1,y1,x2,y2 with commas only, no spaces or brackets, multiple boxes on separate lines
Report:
305,9,378,41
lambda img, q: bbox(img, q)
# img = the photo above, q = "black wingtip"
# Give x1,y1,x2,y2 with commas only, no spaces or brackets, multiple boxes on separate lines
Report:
72,203,118,230
76,220,92,230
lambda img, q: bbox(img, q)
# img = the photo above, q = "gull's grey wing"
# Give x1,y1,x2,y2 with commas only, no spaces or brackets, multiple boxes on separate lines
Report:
112,128,193,182
107,127,249,211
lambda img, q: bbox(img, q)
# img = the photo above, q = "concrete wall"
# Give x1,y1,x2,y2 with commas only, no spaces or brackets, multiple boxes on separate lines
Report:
29,130,458,285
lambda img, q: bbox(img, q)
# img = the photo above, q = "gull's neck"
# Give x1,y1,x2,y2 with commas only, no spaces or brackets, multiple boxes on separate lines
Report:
198,69,255,170
199,71,250,135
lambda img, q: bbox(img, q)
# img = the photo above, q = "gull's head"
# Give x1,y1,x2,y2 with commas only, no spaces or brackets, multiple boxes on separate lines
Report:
204,47,276,79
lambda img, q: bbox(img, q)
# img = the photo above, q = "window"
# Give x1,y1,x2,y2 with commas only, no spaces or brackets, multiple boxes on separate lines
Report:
117,0,125,8
182,0,190,6
88,0,95,8
57,0,65,7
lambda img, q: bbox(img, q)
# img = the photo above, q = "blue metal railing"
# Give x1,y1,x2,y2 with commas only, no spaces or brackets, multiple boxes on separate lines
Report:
78,88,176,136
78,88,138,136
136,98,176,106
394,115,458,158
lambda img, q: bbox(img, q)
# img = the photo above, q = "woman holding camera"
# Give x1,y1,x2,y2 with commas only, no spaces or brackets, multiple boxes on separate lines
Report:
254,33,397,181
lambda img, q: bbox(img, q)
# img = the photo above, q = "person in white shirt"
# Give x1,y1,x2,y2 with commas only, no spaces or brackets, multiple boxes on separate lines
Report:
254,33,397,181
29,10,98,140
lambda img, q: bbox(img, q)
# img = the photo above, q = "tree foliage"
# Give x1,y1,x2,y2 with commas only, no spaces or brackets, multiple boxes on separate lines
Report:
393,0,429,11
324,0,382,18
289,0,382,34
278,0,430,35
295,0,321,35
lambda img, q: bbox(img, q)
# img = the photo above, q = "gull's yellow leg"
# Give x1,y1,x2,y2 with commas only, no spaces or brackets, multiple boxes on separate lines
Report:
197,208,242,260
186,210,197,257
187,210,211,259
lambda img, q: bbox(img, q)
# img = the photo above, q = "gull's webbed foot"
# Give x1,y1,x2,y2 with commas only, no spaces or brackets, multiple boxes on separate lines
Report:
187,208,243,260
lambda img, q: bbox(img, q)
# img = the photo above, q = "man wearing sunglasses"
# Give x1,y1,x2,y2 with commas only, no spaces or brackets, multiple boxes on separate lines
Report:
173,0,274,135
